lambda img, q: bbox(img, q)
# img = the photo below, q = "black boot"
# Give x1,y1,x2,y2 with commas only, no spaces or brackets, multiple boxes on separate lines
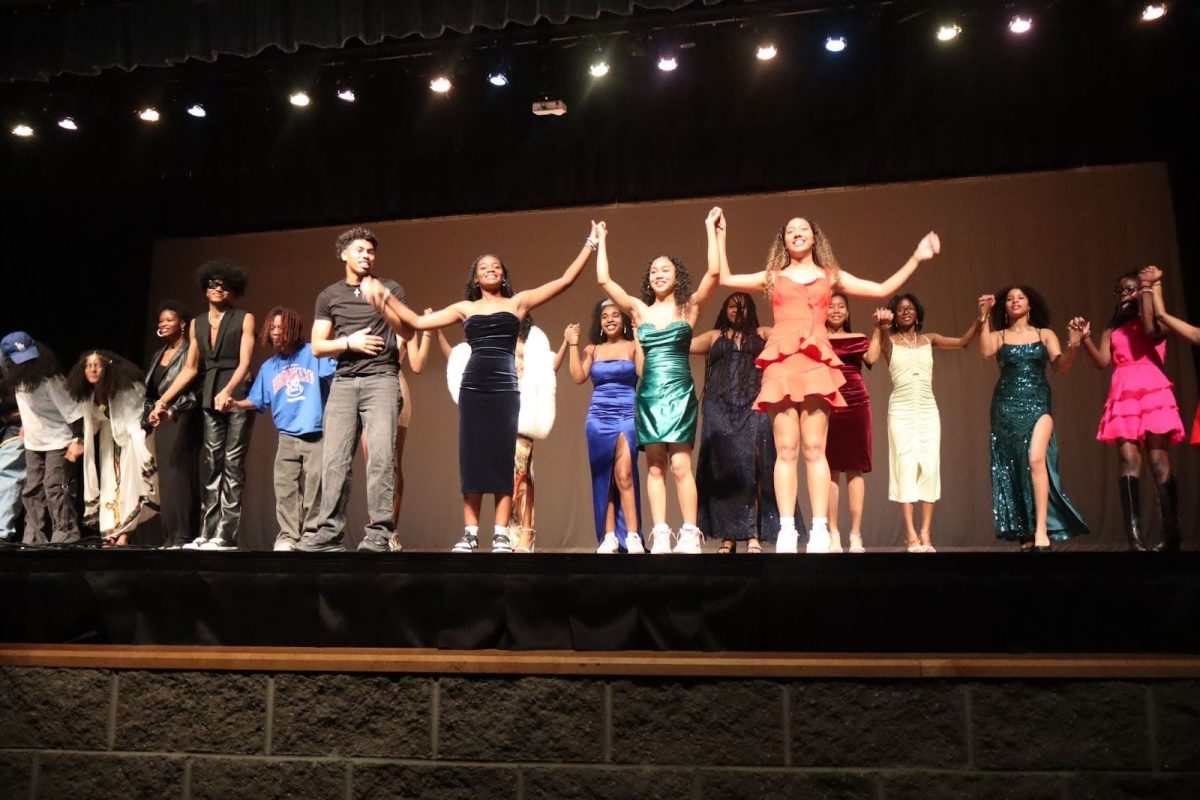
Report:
1153,477,1181,552
1118,476,1147,552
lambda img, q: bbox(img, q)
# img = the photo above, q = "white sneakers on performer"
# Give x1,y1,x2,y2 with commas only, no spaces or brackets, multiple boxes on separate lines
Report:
492,529,513,554
596,532,620,554
200,537,236,551
775,528,799,554
649,526,673,555
848,533,866,554
181,536,209,550
674,525,703,554
806,527,831,554
452,531,479,553
625,532,646,554
273,539,297,552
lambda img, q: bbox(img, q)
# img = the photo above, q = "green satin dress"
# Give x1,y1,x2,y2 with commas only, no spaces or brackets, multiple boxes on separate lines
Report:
988,340,1089,541
636,321,699,448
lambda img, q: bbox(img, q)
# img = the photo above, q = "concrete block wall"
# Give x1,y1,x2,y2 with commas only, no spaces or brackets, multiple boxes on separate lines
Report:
2,667,1199,799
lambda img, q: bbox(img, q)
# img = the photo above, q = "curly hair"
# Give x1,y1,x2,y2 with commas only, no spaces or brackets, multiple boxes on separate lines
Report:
589,299,634,345
464,254,515,301
4,341,62,392
704,292,764,402
828,291,853,333
640,255,693,308
764,217,841,298
66,350,145,402
156,301,192,327
259,306,307,351
1106,271,1144,331
196,258,248,297
887,293,926,333
990,285,1051,331
334,227,378,260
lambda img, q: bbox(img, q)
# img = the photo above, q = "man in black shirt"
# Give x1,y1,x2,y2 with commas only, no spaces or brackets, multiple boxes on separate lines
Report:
297,227,411,552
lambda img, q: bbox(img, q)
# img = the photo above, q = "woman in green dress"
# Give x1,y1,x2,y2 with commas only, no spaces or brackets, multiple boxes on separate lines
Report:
596,211,721,555
979,287,1090,550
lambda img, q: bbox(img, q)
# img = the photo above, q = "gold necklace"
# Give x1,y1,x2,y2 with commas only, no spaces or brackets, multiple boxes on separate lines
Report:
898,329,919,347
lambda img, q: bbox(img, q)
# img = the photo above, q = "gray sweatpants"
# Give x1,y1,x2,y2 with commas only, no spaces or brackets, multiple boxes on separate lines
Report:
273,432,323,546
22,447,81,544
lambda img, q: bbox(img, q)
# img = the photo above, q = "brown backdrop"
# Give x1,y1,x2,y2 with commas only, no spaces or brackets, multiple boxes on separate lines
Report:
148,163,1193,551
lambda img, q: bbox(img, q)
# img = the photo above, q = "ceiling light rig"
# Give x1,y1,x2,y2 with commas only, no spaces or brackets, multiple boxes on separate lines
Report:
11,123,34,138
1140,4,1167,22
336,87,356,102
57,117,78,131
487,72,509,87
137,106,161,122
288,91,311,107
186,103,207,118
1008,15,1033,35
657,53,678,72
825,35,847,53
429,76,453,93
589,59,610,78
755,41,778,61
936,23,962,42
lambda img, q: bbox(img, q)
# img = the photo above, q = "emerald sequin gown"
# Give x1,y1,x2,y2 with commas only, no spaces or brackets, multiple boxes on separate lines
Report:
988,339,1089,541
635,321,698,447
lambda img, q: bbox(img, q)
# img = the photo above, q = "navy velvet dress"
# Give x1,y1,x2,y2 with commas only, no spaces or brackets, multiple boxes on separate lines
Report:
459,312,520,495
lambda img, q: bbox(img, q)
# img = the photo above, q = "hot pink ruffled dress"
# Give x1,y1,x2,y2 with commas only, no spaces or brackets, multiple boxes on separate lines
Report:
1095,320,1184,445
754,272,846,412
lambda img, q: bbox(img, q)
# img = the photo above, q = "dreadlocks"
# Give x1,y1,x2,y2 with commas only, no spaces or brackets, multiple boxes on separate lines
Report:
259,306,307,352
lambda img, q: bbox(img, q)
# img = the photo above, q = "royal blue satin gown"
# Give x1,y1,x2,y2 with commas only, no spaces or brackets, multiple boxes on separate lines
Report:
585,358,642,550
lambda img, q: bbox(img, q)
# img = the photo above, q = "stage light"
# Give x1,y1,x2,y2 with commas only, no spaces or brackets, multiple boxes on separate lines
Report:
487,72,509,87
657,54,678,72
336,87,356,102
137,106,160,122
589,60,610,78
186,103,207,118
825,36,847,53
430,76,452,93
57,117,78,131
11,123,33,138
1141,4,1167,22
1008,16,1033,34
755,42,778,61
289,91,311,107
936,23,962,42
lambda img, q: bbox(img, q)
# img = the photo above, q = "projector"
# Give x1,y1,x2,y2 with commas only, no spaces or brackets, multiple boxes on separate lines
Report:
532,99,567,117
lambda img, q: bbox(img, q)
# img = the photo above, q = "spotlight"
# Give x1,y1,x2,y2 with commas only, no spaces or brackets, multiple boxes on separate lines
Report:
336,87,356,102
589,60,610,78
825,36,847,53
755,42,778,61
1008,16,1033,35
936,23,962,42
289,91,311,107
1141,4,1167,22
487,72,509,87
430,76,452,93
11,123,33,138
186,103,207,118
57,117,78,131
657,54,678,72
137,106,161,122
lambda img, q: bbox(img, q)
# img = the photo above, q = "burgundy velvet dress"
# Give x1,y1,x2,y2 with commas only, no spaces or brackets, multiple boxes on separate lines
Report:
825,335,873,473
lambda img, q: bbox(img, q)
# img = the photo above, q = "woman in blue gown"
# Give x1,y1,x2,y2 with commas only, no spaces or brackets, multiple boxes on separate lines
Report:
567,300,643,553
364,221,598,553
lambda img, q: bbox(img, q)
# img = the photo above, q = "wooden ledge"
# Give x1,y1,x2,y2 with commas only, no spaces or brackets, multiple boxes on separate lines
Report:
2,645,1199,678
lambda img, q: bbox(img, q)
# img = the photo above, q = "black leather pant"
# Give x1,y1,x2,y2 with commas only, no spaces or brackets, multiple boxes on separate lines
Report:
200,408,253,544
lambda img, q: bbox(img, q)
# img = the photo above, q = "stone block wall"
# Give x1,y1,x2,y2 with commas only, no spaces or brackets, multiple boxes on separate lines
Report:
2,667,1199,799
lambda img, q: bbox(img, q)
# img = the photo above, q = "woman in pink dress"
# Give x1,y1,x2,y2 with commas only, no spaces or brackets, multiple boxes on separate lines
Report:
716,210,941,553
1083,270,1184,551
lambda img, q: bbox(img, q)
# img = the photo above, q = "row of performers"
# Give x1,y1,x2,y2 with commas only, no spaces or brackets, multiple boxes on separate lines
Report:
1,212,1191,553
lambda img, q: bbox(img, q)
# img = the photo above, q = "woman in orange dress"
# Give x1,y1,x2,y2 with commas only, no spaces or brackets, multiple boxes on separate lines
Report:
716,211,941,552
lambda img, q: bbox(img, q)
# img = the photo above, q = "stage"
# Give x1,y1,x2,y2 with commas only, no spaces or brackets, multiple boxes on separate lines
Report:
4,550,1198,654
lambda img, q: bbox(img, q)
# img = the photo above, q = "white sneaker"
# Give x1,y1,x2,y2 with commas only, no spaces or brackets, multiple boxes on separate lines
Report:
775,528,798,554
649,527,673,554
674,526,703,554
491,530,513,553
200,537,236,551
273,539,297,552
452,531,479,553
181,536,209,550
828,532,844,553
848,533,866,554
596,532,620,554
625,532,646,554
806,527,830,554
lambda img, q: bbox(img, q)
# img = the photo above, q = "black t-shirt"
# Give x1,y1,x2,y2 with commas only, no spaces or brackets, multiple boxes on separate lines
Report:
314,278,408,377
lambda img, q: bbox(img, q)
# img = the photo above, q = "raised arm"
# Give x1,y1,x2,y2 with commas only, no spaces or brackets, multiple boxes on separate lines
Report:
715,210,767,291
150,320,201,422
685,208,725,326
215,312,256,410
1149,280,1200,346
1136,266,1166,338
1048,318,1089,374
689,330,720,356
928,297,989,349
552,330,571,373
977,295,1002,359
406,311,435,374
596,222,648,319
838,233,941,299
869,308,894,365
1082,328,1112,370
514,222,598,313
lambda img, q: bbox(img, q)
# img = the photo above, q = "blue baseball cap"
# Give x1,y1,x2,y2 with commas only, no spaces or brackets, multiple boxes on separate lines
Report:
0,331,39,364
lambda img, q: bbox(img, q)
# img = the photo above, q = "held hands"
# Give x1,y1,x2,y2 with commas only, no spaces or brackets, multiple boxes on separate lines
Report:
359,276,391,312
1139,265,1163,287
705,206,726,232
1066,316,1091,346
977,294,995,319
593,220,606,241
873,308,894,329
214,391,233,412
564,323,581,346
346,327,385,356
913,232,941,263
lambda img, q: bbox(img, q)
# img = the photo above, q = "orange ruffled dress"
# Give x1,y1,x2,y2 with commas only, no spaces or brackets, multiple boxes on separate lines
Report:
754,271,847,412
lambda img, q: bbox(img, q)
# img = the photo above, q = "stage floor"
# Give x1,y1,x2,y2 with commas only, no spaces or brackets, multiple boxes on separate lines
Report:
2,550,1198,654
